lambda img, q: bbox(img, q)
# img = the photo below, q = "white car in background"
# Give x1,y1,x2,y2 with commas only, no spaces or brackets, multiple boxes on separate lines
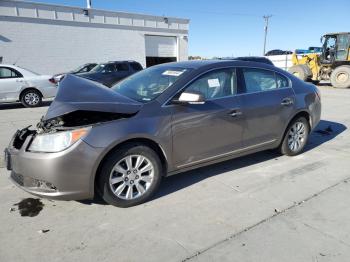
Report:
0,64,57,107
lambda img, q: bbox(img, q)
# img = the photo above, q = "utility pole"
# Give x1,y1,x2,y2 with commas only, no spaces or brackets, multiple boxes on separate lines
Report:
263,15,272,56
86,0,92,8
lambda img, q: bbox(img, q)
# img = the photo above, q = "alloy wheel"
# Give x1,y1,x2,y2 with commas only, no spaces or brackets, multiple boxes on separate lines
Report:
24,92,40,106
109,155,154,200
287,121,306,152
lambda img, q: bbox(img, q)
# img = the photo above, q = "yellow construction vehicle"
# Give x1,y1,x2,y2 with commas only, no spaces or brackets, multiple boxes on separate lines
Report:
288,32,350,88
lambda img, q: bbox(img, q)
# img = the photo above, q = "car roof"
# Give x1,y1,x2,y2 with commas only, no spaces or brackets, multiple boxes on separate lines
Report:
156,59,277,70
106,60,140,63
230,56,274,65
324,32,350,36
0,64,18,68
0,64,41,76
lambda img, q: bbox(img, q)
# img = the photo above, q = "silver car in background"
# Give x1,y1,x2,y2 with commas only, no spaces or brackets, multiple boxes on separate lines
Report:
0,64,57,107
5,60,321,207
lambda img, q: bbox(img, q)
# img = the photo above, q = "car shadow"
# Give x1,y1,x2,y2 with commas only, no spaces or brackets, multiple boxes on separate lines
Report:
304,119,347,152
0,101,52,110
77,119,346,206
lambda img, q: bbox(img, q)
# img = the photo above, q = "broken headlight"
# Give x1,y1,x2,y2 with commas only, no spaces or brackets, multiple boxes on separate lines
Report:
28,127,91,153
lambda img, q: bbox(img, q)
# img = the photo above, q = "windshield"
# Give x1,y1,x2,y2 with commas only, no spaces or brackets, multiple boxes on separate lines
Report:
111,66,190,102
90,63,111,73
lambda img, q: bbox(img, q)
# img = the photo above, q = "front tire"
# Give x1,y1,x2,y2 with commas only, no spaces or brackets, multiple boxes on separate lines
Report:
279,117,310,156
97,144,162,207
20,89,42,107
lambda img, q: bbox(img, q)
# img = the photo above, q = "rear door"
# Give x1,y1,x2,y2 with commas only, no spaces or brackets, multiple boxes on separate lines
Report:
171,68,244,168
0,67,26,102
238,67,295,148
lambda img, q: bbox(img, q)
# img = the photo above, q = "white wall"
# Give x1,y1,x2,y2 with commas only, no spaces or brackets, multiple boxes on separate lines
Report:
0,0,189,75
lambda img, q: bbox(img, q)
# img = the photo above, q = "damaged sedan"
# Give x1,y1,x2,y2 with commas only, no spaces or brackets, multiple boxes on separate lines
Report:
4,60,321,207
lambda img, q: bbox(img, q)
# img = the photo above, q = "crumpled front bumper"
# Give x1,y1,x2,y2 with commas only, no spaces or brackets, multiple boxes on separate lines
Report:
5,131,104,200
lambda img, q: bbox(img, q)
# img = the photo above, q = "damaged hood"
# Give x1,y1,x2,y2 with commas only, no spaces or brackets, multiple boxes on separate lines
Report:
44,74,142,120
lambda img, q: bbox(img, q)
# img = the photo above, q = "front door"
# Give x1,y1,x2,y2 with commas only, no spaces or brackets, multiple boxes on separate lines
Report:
171,68,244,168
0,67,25,102
239,67,295,148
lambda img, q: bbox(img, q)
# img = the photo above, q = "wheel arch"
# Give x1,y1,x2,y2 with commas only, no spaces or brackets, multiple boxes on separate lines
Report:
278,110,311,146
288,110,311,132
19,87,43,100
93,137,168,196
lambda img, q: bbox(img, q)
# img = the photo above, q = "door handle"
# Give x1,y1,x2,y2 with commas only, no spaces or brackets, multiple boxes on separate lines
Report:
281,98,294,106
16,79,23,82
229,110,242,117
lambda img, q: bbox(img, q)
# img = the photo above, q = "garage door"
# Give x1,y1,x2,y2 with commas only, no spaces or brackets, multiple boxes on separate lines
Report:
145,35,177,67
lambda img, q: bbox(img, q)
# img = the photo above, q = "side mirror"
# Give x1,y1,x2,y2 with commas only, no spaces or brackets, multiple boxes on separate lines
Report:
172,91,205,105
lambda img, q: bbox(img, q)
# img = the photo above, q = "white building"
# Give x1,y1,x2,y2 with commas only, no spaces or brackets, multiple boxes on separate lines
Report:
0,0,189,74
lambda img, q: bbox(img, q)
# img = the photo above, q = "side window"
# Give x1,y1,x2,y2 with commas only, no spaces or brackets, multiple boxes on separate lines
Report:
185,68,237,100
0,67,20,79
116,63,129,71
88,64,97,71
276,73,289,88
242,68,277,93
102,64,116,73
80,66,89,73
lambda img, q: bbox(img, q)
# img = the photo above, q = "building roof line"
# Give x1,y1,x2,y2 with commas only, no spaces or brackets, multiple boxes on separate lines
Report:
8,0,190,22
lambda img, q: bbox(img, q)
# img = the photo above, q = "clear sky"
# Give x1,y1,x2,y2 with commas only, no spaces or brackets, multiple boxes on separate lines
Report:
26,0,350,57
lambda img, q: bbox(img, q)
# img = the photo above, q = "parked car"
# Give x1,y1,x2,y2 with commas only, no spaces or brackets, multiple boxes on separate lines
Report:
0,64,57,107
5,60,321,207
308,47,323,53
295,47,323,54
53,63,98,82
265,49,293,56
78,61,143,87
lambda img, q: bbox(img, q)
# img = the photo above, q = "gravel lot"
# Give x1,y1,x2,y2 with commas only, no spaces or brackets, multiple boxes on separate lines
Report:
0,85,349,262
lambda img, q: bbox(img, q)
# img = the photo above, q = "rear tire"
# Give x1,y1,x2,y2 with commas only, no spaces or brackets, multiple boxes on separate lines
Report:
97,144,162,207
20,89,42,107
279,117,310,156
288,65,311,81
330,65,350,89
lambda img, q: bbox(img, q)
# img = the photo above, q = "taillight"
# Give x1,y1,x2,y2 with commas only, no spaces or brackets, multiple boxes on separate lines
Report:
49,78,57,84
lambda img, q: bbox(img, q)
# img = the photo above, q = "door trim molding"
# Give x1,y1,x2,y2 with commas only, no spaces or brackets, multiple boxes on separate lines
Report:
176,139,277,168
